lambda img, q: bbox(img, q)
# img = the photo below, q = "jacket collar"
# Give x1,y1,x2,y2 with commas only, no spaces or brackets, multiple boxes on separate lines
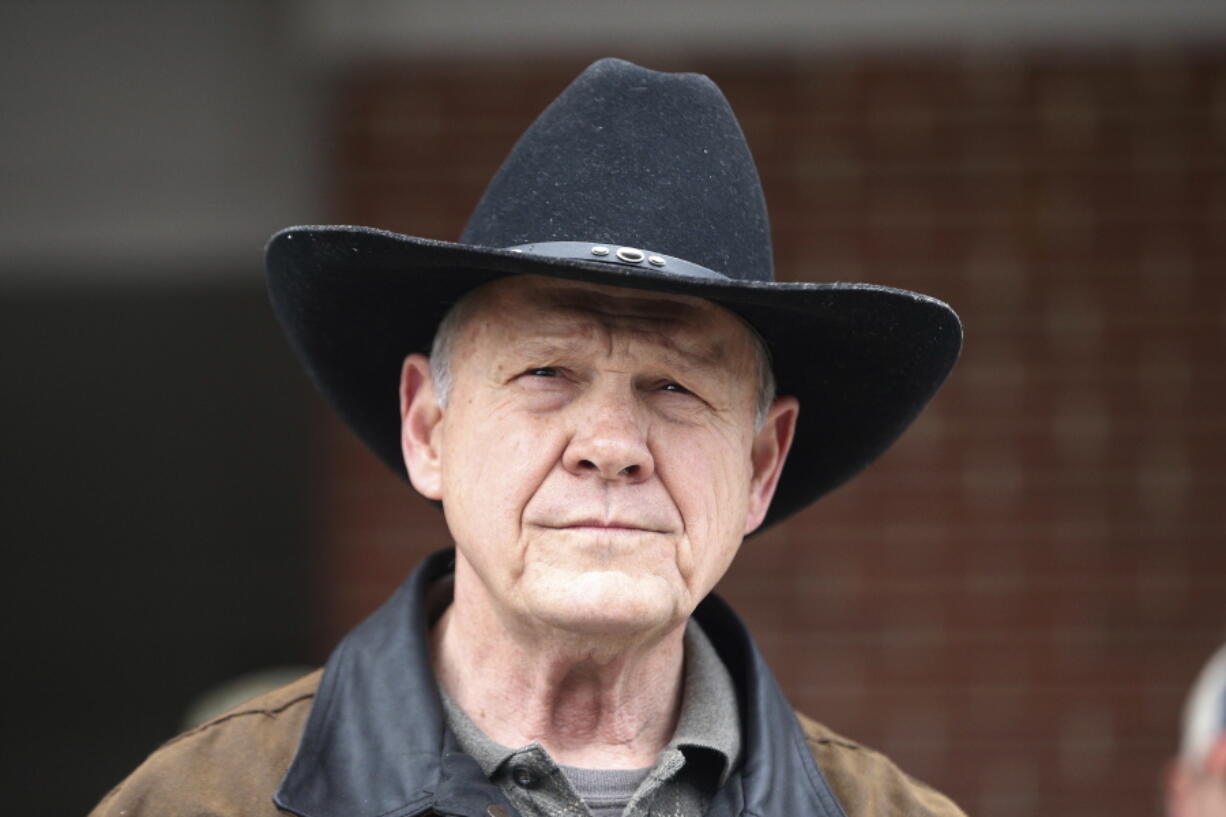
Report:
275,549,848,817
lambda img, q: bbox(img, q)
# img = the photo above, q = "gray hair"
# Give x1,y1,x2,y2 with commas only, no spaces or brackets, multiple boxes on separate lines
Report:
428,287,777,429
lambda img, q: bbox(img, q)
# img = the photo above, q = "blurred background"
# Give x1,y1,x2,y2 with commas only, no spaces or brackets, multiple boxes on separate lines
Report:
4,1,1225,815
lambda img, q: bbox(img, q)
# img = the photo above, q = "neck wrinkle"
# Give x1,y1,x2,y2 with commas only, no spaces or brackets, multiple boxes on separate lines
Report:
431,573,687,769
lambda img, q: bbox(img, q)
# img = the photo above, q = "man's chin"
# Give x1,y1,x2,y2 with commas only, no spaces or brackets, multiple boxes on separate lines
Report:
522,568,683,640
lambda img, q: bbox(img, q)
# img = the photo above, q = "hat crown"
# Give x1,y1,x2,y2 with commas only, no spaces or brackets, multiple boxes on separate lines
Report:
461,58,774,282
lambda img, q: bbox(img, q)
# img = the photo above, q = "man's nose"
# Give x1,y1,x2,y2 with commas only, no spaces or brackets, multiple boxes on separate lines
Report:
561,387,655,483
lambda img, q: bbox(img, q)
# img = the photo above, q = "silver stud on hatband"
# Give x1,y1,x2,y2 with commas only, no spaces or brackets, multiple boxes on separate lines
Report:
616,247,645,263
590,245,610,256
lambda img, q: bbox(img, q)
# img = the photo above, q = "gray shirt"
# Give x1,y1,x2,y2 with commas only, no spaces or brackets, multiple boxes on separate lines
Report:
441,620,741,817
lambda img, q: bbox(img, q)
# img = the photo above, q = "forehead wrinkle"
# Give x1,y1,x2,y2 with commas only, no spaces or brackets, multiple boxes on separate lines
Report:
462,276,757,384
508,313,738,380
531,289,740,373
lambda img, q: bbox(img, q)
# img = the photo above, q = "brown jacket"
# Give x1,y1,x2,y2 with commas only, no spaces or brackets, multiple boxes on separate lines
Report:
90,673,962,817
91,552,965,817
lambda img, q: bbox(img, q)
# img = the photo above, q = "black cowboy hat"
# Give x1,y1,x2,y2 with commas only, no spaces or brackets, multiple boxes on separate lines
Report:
266,58,961,531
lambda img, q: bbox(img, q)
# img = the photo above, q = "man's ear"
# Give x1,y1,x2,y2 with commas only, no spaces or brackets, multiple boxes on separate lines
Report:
743,395,800,535
399,353,444,500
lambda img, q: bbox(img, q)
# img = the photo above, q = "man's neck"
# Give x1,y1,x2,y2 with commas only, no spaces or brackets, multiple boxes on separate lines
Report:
430,593,687,769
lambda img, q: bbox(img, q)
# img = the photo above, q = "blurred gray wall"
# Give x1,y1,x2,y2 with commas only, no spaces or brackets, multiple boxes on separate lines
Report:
2,0,317,280
303,0,1226,55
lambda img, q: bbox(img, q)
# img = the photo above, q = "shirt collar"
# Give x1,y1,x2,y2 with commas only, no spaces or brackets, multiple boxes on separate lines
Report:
670,618,742,783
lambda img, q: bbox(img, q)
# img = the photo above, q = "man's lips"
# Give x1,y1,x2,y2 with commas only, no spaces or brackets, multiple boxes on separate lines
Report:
534,518,672,534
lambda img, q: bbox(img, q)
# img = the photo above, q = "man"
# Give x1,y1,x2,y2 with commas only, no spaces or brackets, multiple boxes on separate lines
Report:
1167,643,1226,817
92,58,964,816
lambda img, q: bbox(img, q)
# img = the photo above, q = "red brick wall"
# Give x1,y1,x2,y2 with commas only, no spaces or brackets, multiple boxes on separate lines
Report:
313,51,1226,816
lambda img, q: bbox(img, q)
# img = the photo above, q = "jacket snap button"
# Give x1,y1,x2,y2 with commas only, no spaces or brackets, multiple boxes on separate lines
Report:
511,765,537,788
486,806,510,817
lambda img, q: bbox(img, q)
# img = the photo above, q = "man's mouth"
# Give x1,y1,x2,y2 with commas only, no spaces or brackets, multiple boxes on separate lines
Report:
539,517,670,534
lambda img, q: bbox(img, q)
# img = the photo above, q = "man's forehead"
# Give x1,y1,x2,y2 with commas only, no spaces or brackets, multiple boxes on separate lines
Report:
468,275,755,363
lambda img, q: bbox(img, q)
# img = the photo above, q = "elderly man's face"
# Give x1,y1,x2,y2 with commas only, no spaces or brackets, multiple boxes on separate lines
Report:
400,276,796,640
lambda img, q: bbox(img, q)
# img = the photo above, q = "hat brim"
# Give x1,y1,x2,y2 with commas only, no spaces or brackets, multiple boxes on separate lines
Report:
266,224,962,532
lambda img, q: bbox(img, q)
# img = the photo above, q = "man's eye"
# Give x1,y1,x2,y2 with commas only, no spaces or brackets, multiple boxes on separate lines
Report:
525,367,558,378
660,382,692,395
